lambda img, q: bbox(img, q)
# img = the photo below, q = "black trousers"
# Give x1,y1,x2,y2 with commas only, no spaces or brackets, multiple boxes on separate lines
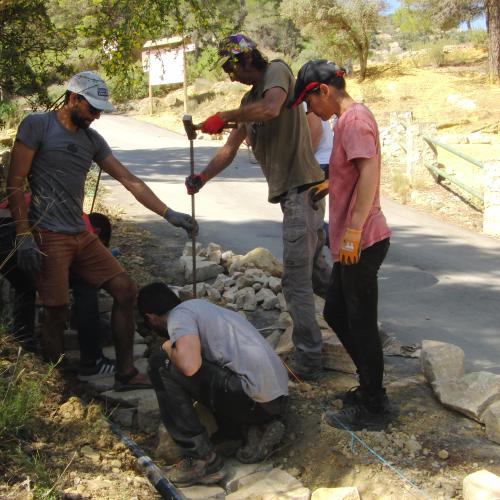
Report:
323,238,390,403
0,217,105,363
148,350,287,458
0,217,36,343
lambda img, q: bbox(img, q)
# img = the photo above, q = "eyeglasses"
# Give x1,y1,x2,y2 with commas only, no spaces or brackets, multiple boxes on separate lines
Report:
77,95,101,116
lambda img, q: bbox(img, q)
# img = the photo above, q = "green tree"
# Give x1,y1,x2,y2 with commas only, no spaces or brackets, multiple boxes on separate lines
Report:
0,0,71,107
280,0,386,81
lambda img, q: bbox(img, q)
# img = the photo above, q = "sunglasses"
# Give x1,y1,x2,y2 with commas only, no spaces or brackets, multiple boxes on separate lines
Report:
77,95,101,115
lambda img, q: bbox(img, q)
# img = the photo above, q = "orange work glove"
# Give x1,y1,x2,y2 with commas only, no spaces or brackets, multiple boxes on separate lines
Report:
201,114,227,134
307,179,329,210
339,228,362,265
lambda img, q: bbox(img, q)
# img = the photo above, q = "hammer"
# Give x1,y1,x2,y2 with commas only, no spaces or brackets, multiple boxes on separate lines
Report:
182,114,198,298
182,116,237,140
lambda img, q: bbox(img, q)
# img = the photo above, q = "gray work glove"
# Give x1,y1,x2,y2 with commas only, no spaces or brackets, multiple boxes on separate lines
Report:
163,208,199,237
16,233,43,273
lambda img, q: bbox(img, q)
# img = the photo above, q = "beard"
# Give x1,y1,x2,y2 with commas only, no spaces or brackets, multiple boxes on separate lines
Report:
70,109,91,129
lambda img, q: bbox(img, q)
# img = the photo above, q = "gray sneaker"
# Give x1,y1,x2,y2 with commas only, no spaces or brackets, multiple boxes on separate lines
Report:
166,453,226,487
77,356,116,381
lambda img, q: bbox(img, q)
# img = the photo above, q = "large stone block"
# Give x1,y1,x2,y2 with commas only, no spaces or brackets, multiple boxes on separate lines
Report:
225,468,305,499
183,258,224,283
420,340,465,384
179,485,225,499
312,487,360,500
223,460,273,493
322,335,357,374
137,397,161,434
433,371,500,421
230,247,283,277
482,400,500,445
463,469,500,500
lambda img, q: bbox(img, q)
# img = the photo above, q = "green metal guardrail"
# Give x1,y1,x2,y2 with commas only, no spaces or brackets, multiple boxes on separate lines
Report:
423,136,484,203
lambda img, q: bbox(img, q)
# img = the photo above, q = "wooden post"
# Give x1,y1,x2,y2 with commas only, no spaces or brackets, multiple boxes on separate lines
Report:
148,83,153,115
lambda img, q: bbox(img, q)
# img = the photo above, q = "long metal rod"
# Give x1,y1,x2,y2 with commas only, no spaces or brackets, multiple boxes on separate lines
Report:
90,167,102,213
189,139,197,298
107,420,185,499
423,136,484,169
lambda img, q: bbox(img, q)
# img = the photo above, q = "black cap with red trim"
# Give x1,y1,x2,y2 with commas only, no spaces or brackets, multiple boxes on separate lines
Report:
289,59,345,108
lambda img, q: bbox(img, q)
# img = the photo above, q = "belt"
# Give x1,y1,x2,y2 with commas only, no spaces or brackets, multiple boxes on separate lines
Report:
296,181,322,194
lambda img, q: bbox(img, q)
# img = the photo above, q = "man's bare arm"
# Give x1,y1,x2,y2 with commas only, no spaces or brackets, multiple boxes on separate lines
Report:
201,125,247,181
218,87,288,124
7,140,35,234
167,334,202,376
98,154,167,215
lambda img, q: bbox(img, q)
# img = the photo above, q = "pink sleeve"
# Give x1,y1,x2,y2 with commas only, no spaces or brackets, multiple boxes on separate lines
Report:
341,117,377,162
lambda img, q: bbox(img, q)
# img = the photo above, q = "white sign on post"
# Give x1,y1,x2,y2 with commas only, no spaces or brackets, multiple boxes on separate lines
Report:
142,43,195,86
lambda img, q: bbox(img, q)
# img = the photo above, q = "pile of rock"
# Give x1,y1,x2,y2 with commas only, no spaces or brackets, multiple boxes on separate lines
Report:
176,243,285,313
421,340,500,445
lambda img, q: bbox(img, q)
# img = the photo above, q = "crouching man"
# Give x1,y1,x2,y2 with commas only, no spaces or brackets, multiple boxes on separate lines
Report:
138,282,288,487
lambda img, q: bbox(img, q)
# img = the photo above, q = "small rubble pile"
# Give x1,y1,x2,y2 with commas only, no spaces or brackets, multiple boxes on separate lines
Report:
421,340,500,445
176,243,284,311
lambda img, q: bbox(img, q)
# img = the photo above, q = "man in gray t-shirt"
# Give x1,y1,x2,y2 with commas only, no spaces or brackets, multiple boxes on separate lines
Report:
138,282,288,487
7,71,197,390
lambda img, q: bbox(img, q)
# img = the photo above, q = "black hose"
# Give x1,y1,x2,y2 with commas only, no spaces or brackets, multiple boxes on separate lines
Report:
107,419,185,500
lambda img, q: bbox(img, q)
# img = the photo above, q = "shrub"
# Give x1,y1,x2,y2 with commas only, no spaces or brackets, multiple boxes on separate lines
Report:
0,100,25,129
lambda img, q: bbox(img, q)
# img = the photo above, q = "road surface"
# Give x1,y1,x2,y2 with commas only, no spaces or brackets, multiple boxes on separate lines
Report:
92,114,500,373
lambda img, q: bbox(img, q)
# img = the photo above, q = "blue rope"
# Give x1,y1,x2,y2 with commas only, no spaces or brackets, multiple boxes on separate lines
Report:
327,411,433,500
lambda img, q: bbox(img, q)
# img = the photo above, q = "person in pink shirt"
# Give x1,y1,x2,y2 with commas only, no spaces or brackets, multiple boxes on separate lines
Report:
290,60,392,431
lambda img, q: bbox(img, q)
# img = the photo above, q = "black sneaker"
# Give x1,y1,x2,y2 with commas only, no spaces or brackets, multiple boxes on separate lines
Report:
166,453,226,487
236,420,285,463
287,359,323,381
333,386,365,405
77,356,116,381
325,398,392,432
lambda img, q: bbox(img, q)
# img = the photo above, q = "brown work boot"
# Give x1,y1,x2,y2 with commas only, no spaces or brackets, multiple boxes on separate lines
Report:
166,452,226,487
236,420,285,463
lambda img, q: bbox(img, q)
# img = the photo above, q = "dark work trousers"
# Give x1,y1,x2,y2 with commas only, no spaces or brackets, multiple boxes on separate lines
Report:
0,217,36,345
148,350,288,458
70,272,105,365
323,238,390,404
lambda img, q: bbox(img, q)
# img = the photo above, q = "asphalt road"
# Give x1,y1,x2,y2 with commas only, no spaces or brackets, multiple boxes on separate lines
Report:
92,114,500,373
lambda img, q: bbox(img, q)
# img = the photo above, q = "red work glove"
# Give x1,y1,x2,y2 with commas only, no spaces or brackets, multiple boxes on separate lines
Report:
185,173,207,195
339,228,362,265
201,114,227,134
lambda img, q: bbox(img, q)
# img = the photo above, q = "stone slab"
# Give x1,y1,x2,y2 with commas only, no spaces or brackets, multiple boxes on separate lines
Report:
223,460,273,493
110,407,137,428
225,468,303,499
463,469,500,500
420,339,465,384
179,485,226,499
433,371,500,421
312,487,360,500
100,388,155,407
482,400,500,445
322,336,356,374
137,396,161,434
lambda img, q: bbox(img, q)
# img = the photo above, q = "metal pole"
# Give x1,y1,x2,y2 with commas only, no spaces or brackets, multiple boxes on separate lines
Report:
90,167,102,213
189,138,197,298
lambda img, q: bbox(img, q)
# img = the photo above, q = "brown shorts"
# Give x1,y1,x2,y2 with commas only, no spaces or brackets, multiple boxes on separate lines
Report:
34,230,125,306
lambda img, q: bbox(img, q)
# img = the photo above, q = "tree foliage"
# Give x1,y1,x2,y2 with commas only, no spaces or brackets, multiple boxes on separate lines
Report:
280,0,386,81
0,0,71,107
